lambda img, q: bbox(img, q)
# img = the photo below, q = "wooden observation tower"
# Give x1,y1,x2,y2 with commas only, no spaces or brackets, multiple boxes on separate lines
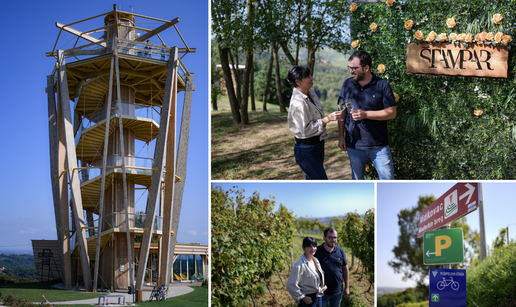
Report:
45,5,195,299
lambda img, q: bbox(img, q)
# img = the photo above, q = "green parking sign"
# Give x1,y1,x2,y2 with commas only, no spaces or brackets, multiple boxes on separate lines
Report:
423,228,464,265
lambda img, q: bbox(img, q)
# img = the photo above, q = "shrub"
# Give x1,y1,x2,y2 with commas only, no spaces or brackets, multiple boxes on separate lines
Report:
467,242,516,306
351,0,516,179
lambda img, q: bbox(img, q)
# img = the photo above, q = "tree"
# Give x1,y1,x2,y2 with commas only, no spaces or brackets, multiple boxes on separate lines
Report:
211,43,224,111
389,195,481,288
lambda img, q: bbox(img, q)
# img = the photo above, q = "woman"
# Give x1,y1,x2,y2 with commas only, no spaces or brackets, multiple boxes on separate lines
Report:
283,66,342,180
287,237,327,307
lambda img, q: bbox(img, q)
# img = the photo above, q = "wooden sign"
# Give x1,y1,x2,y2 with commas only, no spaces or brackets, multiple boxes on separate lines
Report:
406,43,509,78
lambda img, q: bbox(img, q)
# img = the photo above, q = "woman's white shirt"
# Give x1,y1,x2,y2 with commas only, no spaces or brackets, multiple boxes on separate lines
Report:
286,254,325,302
287,87,329,141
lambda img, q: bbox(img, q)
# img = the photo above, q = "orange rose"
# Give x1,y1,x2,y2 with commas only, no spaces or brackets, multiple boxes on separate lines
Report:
386,0,394,6
393,93,399,103
377,64,386,74
495,32,504,43
474,109,483,116
365,164,370,172
425,31,437,42
478,31,488,43
352,40,360,48
404,20,414,30
502,35,512,46
414,30,424,40
350,2,357,11
438,33,447,42
449,33,458,41
457,33,466,41
493,13,503,24
486,32,495,41
370,22,378,32
446,18,456,28
465,33,473,43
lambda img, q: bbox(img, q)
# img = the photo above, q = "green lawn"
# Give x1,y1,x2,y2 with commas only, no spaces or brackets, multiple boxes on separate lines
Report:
0,281,208,307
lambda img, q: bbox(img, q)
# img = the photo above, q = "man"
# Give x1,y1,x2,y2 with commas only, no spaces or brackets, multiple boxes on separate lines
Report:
338,50,397,180
314,227,349,307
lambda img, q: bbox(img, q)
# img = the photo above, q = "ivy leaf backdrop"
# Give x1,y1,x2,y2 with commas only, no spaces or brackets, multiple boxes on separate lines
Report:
352,0,516,179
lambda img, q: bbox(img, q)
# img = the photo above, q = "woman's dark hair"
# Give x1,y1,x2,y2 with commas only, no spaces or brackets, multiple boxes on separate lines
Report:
302,236,317,249
282,65,311,89
349,50,372,69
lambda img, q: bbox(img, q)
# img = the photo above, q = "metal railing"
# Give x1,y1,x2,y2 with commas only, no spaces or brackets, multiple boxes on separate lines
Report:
78,155,154,183
70,213,163,248
74,101,160,146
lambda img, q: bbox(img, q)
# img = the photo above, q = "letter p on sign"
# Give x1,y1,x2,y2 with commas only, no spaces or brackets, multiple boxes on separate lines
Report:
435,235,452,256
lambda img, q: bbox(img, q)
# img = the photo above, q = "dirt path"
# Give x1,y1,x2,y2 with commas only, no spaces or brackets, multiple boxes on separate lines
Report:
211,110,352,180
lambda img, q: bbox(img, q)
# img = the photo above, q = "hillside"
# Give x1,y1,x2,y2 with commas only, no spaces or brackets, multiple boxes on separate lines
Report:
0,254,35,269
0,253,37,282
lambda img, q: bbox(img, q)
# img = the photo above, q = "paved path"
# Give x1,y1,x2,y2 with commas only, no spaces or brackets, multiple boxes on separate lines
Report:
45,282,198,305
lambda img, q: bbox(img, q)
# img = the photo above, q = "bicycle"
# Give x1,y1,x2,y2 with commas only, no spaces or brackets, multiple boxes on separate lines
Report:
437,277,460,290
149,284,167,302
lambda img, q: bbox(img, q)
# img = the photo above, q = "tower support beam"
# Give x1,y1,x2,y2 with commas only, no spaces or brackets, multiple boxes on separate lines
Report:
47,75,72,287
113,35,135,290
92,36,116,292
57,49,93,291
167,73,194,282
159,69,177,285
134,47,178,300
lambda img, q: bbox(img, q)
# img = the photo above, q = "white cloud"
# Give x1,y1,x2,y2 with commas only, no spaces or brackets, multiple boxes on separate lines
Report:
51,227,57,232
188,230,198,236
20,228,38,234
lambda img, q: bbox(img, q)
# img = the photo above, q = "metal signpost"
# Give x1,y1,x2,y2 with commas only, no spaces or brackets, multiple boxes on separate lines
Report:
418,183,480,238
423,228,464,265
429,268,467,307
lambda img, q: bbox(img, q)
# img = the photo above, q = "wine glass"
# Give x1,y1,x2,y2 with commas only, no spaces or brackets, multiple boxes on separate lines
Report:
337,97,347,121
345,98,354,113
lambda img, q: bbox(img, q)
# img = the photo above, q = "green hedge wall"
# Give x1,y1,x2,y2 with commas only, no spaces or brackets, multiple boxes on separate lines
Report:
351,0,516,179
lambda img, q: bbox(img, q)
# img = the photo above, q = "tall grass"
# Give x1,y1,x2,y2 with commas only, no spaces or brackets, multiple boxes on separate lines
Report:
467,243,516,306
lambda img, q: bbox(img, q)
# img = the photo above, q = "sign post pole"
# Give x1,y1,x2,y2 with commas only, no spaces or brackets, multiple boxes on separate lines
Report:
478,183,487,260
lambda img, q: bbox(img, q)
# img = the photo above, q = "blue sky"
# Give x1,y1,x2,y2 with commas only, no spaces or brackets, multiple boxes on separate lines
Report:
211,181,375,220
0,0,208,254
377,181,516,288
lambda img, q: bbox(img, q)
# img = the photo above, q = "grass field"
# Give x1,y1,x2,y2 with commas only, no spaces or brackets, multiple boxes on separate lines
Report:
211,95,352,180
0,281,208,307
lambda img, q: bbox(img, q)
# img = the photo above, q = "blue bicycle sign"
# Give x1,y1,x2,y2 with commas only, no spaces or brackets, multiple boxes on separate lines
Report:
429,269,466,307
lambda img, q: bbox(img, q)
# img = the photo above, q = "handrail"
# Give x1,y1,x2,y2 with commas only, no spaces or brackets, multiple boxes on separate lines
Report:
74,101,160,146
70,213,163,249
78,155,155,183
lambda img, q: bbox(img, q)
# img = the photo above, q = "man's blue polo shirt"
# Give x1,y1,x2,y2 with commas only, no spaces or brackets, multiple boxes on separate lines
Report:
339,74,396,150
314,244,348,296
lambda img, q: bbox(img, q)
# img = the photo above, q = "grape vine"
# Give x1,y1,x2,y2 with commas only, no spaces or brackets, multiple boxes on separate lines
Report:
211,186,296,307
339,209,375,288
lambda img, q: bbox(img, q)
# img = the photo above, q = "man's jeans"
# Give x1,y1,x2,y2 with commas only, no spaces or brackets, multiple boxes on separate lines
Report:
294,141,328,180
347,145,394,180
322,293,343,307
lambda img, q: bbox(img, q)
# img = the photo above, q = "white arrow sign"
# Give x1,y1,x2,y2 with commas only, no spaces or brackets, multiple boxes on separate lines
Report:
426,250,436,257
458,183,475,205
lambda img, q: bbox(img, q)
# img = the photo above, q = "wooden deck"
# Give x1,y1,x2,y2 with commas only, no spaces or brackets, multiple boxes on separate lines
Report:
80,169,154,212
66,53,186,117
76,116,159,164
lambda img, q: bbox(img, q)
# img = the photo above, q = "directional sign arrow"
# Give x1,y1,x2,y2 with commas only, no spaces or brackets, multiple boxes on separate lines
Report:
426,250,436,257
458,183,475,205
